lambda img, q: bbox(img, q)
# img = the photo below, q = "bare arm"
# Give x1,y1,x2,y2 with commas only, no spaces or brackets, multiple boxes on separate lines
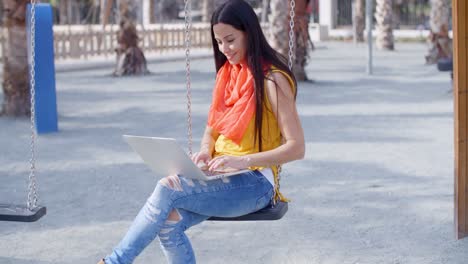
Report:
192,126,220,165
244,72,305,167
200,126,219,154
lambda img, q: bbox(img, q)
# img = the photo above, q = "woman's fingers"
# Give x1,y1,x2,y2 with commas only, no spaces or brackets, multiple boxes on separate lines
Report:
208,156,248,171
200,153,211,163
193,153,204,165
191,152,200,163
207,156,220,167
208,156,226,171
192,152,211,166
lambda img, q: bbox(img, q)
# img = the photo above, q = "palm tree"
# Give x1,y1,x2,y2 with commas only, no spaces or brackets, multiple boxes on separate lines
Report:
375,0,394,50
268,0,312,81
425,0,452,64
202,0,215,22
1,0,30,117
261,0,270,23
353,0,365,42
202,0,226,22
113,0,148,76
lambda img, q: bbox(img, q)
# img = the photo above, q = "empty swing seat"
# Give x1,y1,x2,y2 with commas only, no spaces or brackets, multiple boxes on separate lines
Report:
437,57,453,72
0,204,46,222
208,201,288,221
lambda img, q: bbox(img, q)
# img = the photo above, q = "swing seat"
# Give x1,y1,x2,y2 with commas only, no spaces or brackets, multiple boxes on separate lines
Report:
0,204,46,222
208,201,288,221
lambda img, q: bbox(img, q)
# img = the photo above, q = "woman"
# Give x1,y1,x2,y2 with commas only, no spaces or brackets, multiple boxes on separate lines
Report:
99,0,304,263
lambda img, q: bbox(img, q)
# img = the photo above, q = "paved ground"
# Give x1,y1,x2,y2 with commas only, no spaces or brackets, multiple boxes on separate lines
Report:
0,42,465,264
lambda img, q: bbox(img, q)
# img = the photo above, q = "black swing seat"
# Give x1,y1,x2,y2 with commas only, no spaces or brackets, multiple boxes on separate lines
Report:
437,57,453,72
0,204,46,222
208,201,288,221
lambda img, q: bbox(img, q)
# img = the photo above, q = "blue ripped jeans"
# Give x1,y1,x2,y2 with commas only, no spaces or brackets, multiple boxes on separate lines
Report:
104,170,274,264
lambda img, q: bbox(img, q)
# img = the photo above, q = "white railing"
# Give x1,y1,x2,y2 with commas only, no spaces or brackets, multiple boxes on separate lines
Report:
0,23,213,62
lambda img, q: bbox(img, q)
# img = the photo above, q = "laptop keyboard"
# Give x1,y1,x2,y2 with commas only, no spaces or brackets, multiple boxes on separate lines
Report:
203,170,219,176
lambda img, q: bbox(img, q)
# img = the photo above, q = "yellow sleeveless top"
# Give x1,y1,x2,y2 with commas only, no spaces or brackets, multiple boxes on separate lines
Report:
213,67,295,202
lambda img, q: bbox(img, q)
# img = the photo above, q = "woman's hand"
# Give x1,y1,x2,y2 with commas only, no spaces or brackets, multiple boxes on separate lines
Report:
208,155,250,172
191,149,212,169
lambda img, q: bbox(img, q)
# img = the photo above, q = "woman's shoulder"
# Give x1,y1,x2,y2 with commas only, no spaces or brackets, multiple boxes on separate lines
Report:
265,66,295,92
264,73,296,103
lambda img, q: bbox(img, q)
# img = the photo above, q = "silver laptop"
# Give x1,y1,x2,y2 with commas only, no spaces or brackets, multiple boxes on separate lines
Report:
123,135,250,181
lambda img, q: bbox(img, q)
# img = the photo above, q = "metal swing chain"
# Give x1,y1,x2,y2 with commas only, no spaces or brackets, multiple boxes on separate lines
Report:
288,0,296,71
28,0,39,211
184,0,193,157
274,0,296,205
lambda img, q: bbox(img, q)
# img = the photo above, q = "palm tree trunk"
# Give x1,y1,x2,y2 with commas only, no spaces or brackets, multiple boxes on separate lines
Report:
269,0,289,61
425,0,452,64
375,0,394,50
202,0,215,22
114,0,148,76
269,0,311,81
202,0,224,22
149,0,155,23
292,0,312,81
353,0,365,42
1,0,30,117
100,0,114,25
261,0,270,23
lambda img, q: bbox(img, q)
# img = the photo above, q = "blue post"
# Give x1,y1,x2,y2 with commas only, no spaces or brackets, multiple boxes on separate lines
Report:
27,4,58,134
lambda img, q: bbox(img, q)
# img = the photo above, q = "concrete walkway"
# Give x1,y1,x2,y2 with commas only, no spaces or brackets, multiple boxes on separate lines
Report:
0,42,465,264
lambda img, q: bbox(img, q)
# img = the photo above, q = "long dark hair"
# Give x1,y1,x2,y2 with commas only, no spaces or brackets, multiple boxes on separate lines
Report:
211,0,297,151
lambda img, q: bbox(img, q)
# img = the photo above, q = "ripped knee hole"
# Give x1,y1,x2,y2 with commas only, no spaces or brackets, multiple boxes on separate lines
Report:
160,175,183,191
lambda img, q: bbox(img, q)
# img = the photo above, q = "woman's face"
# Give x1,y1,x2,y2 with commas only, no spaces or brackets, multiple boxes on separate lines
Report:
213,23,247,65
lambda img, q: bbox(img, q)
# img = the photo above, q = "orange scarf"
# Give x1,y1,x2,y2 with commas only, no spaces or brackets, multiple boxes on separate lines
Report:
207,62,256,145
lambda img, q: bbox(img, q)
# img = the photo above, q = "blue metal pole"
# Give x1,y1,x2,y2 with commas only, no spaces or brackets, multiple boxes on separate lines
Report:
27,4,58,134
